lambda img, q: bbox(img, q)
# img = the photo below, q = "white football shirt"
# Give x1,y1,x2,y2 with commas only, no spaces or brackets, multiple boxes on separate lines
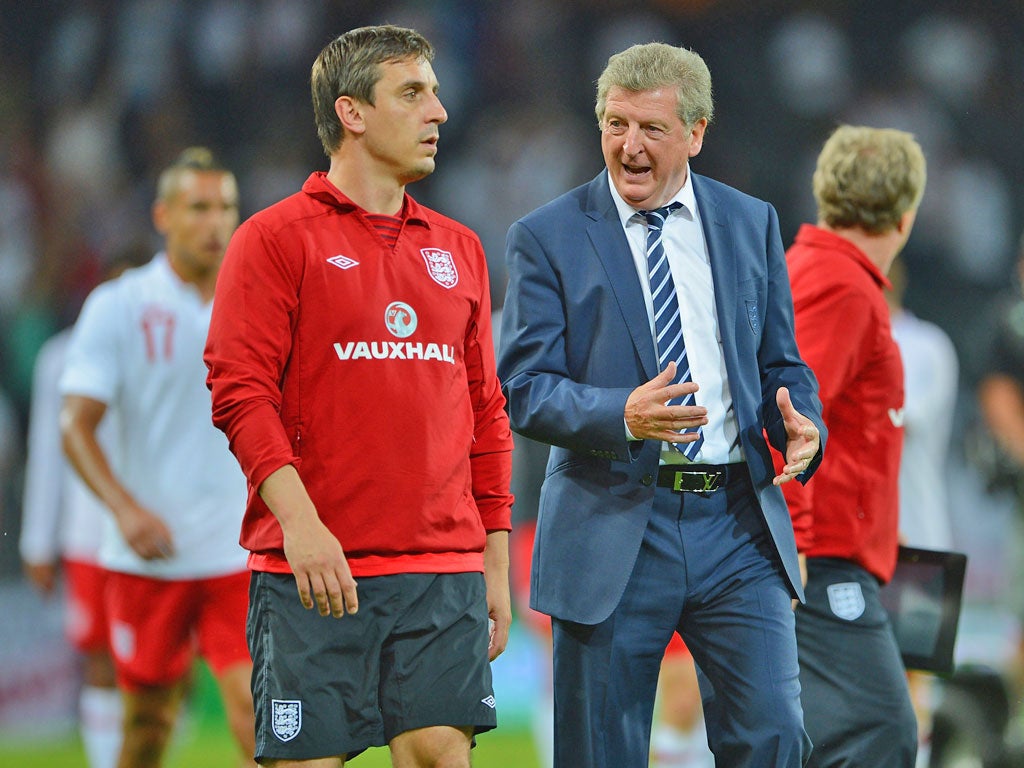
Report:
20,329,110,564
60,254,248,578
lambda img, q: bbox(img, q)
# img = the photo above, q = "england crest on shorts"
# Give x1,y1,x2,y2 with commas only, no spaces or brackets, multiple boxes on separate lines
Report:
826,582,865,621
272,699,302,742
421,248,459,289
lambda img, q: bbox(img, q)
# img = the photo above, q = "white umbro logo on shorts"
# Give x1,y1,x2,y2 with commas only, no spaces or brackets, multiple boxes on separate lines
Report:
481,695,496,709
327,254,359,270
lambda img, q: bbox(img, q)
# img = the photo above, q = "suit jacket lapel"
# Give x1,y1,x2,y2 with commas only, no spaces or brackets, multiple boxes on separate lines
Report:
693,174,738,359
584,172,660,379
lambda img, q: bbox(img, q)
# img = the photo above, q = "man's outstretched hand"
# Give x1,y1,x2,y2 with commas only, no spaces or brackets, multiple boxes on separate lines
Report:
773,386,820,486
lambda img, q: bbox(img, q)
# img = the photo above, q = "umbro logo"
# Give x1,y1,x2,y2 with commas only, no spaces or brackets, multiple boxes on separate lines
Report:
327,254,359,270
480,695,496,709
888,407,905,427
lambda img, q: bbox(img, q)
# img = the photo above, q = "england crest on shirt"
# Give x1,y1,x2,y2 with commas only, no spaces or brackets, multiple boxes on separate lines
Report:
826,582,865,621
272,699,302,742
421,248,459,289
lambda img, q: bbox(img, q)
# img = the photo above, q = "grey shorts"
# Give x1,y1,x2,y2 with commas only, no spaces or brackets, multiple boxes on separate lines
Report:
796,558,918,767
248,570,497,762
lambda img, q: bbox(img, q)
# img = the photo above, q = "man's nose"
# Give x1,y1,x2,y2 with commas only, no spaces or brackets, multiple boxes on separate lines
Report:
429,92,447,124
622,124,644,155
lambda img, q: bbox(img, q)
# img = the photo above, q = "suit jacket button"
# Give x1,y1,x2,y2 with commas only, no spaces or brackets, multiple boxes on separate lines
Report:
641,474,653,486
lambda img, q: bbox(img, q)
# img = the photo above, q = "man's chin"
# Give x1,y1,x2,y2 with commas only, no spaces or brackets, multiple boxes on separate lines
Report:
401,160,436,184
617,184,657,208
610,172,652,200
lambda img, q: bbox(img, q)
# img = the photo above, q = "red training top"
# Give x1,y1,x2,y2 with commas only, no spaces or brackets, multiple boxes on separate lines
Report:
781,224,904,583
205,173,513,577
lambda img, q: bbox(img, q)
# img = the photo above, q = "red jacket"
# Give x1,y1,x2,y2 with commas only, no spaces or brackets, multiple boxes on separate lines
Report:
205,173,513,577
782,224,904,583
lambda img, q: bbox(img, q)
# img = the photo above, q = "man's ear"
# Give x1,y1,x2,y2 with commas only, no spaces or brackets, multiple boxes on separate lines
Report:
687,118,708,159
895,208,917,235
152,199,169,236
336,95,365,137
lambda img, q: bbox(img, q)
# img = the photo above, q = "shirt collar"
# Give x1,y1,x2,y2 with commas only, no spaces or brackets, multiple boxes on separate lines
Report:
301,171,431,227
793,224,893,290
151,252,208,303
606,167,697,228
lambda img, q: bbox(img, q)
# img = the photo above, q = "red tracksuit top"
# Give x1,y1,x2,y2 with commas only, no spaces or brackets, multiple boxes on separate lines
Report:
205,172,513,577
782,224,904,583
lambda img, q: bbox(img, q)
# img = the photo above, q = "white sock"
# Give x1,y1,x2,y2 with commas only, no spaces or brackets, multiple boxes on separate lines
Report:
80,685,123,768
650,720,715,768
916,732,932,768
533,693,554,768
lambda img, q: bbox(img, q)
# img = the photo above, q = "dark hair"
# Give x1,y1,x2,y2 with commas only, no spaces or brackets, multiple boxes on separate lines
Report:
311,25,434,156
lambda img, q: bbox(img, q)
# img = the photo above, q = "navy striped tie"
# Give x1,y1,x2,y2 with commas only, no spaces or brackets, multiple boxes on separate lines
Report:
642,203,703,460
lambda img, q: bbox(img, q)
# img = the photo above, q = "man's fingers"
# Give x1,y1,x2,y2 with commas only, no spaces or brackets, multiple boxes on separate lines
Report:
773,452,815,485
776,386,796,418
654,361,677,386
295,574,315,610
341,579,359,615
322,571,359,618
488,615,510,661
662,429,703,444
773,470,797,486
663,380,700,401
295,571,359,617
314,577,333,616
666,404,707,426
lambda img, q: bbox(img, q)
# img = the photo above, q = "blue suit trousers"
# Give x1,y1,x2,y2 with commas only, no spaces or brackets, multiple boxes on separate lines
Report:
550,474,810,767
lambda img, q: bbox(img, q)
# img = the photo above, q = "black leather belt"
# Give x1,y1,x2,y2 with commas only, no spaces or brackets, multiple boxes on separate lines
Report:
657,463,744,493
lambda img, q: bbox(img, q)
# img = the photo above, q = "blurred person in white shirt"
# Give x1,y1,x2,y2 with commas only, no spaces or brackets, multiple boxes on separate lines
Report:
60,147,254,768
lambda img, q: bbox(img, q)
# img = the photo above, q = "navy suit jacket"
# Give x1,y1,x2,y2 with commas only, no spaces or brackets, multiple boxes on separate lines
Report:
497,170,825,626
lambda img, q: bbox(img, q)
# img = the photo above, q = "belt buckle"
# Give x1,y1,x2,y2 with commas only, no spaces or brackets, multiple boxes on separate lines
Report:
672,470,721,493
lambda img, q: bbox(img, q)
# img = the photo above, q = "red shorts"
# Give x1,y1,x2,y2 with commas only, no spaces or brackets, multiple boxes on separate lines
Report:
513,522,691,659
106,570,251,691
665,632,691,658
63,558,113,654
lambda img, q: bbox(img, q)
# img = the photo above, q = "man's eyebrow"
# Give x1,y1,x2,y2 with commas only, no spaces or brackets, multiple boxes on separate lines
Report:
397,78,439,93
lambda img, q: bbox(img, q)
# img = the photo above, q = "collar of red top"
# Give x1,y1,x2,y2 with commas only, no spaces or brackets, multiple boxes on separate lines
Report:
793,223,892,290
301,171,431,227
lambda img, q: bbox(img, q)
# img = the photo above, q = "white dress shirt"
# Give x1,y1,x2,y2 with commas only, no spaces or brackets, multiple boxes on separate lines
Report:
608,169,743,465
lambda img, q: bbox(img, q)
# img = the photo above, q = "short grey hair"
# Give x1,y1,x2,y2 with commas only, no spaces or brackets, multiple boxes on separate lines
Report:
595,42,714,129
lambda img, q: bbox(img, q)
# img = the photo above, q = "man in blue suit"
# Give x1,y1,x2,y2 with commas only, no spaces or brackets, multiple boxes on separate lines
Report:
498,42,826,768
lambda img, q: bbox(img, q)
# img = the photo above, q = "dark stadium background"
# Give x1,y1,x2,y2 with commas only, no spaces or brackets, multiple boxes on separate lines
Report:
1,1,1022,764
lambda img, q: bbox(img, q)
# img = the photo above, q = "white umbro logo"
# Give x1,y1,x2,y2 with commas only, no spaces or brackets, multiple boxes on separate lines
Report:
481,695,496,709
327,254,359,270
888,407,905,427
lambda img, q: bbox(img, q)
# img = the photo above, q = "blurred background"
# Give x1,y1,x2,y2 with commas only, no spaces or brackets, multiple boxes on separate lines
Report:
1,0,1023,764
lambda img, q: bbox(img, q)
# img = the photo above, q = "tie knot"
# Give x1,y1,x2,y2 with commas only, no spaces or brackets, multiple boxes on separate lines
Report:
641,201,683,229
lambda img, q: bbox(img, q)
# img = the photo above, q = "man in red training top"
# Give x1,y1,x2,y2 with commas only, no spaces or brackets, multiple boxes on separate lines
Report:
782,124,927,767
204,25,513,768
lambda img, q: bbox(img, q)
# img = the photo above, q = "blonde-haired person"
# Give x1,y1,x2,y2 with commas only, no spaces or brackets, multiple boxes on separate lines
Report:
781,124,927,767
